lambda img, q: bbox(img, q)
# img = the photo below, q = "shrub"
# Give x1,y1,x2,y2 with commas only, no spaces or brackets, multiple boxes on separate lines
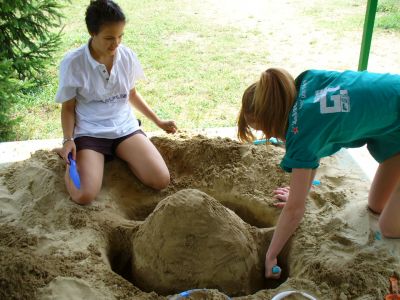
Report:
0,0,64,141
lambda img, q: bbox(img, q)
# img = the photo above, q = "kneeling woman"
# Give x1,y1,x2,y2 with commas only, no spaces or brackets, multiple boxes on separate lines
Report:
56,0,177,205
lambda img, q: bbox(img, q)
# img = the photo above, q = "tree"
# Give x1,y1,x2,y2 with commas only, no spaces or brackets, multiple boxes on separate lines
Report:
0,59,30,140
0,0,64,79
0,0,64,140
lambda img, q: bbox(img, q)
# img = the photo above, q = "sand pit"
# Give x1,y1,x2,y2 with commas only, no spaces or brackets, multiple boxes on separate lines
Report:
0,133,399,299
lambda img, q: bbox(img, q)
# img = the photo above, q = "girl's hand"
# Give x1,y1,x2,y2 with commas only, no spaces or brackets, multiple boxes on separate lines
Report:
55,141,76,164
265,254,281,279
157,120,177,134
273,186,290,208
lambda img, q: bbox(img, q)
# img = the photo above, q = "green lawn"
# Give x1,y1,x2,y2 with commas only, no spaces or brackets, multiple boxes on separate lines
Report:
377,0,400,30
305,0,400,31
7,0,400,141
9,0,268,140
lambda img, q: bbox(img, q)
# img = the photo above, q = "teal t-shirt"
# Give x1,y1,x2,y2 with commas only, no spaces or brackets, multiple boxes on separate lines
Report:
281,69,400,172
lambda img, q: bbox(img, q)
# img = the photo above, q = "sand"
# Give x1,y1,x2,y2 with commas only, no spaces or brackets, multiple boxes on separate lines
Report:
1,133,400,300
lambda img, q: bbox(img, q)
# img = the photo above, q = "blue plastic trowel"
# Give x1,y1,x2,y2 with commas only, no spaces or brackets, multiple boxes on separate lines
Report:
68,153,81,189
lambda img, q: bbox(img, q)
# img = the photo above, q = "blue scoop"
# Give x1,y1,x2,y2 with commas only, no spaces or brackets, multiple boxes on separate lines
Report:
253,138,284,145
177,289,231,299
272,265,281,274
68,153,81,189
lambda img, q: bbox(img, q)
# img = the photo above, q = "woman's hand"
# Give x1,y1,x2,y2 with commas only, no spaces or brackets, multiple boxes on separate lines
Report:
157,120,177,134
55,141,76,164
265,254,281,279
273,186,290,208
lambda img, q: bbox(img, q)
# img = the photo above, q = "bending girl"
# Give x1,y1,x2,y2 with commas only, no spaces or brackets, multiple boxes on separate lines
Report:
56,0,177,205
238,68,400,279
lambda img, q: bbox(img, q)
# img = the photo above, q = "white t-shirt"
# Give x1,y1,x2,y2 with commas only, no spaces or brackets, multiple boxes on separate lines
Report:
55,41,146,138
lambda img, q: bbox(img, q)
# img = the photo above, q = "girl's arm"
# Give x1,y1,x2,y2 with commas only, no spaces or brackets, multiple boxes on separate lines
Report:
58,98,77,163
308,168,317,190
265,168,313,278
129,88,177,133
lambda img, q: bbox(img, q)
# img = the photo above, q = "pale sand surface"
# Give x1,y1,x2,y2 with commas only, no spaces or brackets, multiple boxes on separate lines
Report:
2,0,399,298
0,130,399,300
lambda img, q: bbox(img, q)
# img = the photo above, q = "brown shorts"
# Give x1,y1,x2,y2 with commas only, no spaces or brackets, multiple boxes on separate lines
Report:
75,129,146,161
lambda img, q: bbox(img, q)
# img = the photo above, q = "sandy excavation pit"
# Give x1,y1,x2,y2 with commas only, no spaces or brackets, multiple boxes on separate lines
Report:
1,134,399,300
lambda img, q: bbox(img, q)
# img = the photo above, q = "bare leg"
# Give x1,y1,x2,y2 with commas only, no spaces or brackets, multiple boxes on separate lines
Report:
65,149,104,205
368,153,400,237
379,184,400,238
115,134,170,190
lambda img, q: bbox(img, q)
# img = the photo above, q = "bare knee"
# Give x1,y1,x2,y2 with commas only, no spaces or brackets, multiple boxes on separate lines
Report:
379,219,400,238
71,191,97,205
146,172,170,190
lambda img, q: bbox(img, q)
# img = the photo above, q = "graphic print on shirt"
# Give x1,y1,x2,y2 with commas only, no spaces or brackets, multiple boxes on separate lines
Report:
93,93,128,104
314,86,351,114
290,79,308,134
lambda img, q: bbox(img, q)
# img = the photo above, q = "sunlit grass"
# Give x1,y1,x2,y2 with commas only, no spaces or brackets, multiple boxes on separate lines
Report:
11,0,267,139
8,0,400,141
376,0,400,30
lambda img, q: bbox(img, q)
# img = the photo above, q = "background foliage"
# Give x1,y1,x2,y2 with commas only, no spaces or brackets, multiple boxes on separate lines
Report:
0,0,63,140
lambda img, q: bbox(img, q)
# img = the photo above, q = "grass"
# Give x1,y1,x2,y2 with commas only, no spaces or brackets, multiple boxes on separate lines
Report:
5,0,400,141
303,0,400,32
303,0,365,32
377,0,400,30
9,0,267,140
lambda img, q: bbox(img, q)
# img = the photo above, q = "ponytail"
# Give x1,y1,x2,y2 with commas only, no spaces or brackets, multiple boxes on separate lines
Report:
254,68,296,140
237,83,257,142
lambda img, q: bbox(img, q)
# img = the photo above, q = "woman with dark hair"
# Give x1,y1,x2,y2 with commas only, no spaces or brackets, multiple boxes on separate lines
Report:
56,0,177,205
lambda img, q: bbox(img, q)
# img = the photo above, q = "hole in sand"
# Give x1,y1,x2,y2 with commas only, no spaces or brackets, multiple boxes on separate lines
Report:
105,136,285,228
210,192,278,228
102,159,167,221
107,225,136,284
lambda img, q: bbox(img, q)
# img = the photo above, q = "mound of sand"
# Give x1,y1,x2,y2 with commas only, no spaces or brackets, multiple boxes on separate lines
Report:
132,189,261,296
0,134,399,300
